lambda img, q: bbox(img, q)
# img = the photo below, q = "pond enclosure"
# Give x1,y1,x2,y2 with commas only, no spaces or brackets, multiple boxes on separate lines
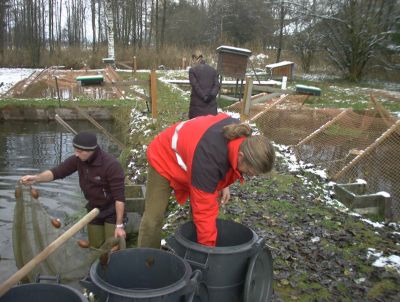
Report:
228,94,400,220
1,65,153,110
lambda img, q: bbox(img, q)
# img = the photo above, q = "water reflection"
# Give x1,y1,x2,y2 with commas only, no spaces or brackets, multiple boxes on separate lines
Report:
0,120,124,283
42,86,117,100
43,87,74,100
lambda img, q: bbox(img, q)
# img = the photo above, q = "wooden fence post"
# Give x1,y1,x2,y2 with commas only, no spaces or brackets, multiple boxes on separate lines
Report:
182,57,187,70
149,69,158,121
132,56,137,76
241,76,253,121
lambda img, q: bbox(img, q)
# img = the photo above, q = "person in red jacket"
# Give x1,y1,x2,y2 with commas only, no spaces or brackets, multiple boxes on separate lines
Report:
138,113,275,248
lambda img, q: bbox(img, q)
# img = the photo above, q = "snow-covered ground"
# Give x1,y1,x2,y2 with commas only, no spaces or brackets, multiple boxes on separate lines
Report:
2,68,399,274
0,68,41,95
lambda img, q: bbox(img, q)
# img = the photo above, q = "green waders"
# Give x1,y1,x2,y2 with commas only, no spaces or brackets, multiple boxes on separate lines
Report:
87,222,116,248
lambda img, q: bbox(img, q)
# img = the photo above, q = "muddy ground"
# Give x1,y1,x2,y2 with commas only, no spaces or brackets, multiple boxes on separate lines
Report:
160,150,400,302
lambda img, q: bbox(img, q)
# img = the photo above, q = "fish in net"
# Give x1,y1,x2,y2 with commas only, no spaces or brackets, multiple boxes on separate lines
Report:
12,183,123,288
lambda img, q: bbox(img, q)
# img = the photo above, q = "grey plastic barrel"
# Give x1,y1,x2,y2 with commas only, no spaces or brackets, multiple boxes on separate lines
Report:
166,219,273,302
84,248,201,302
0,283,87,302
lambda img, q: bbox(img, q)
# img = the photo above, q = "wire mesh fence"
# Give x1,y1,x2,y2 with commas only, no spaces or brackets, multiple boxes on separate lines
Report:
230,94,400,220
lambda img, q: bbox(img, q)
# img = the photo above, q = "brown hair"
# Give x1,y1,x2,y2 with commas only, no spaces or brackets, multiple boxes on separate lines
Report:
223,123,275,174
191,50,205,66
223,123,252,140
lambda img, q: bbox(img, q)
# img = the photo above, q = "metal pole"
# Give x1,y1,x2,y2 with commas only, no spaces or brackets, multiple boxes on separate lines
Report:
54,76,61,107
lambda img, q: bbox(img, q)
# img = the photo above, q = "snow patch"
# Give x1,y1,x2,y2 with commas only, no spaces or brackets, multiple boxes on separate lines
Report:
367,248,400,274
0,68,42,94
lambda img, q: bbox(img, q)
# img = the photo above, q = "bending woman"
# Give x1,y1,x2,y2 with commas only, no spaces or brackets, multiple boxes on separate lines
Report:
138,113,275,248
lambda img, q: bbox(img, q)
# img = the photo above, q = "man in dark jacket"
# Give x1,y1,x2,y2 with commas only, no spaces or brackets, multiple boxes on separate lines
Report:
188,51,220,119
20,131,126,248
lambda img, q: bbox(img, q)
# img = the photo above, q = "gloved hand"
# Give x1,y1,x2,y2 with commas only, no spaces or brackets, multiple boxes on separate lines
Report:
206,95,214,102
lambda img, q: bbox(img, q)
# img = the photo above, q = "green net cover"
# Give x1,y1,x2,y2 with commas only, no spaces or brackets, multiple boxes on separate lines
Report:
12,183,116,287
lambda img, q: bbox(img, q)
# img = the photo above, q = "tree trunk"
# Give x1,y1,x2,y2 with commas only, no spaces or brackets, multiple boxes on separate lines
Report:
160,0,167,49
91,0,96,52
155,0,159,51
105,0,115,61
147,0,154,48
276,1,285,63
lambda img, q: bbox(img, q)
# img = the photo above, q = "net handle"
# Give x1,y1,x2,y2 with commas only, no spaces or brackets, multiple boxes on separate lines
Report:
0,207,100,297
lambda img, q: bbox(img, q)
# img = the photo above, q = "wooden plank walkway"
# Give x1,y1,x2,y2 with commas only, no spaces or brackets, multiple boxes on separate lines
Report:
163,79,281,87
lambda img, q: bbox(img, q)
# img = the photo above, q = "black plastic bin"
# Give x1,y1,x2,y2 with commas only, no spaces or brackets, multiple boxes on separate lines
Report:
166,219,273,302
0,283,87,302
81,248,201,302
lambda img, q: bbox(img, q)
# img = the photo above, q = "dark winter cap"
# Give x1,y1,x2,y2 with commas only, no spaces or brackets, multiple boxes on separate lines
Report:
72,131,98,151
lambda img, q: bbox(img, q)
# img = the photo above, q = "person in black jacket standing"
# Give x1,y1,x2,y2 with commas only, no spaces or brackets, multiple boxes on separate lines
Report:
188,51,220,119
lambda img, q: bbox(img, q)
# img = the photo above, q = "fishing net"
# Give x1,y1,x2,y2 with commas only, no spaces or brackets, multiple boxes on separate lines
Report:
230,94,400,219
12,183,120,288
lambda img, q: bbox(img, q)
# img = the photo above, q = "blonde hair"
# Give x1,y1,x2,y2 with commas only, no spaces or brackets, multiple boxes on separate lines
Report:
223,123,275,174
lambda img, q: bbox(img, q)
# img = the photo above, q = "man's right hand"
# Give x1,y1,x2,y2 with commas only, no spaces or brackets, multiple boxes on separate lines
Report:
206,95,214,102
20,175,38,185
20,170,54,185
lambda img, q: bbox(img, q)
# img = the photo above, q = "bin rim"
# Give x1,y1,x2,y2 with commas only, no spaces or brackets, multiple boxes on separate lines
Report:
3,283,87,301
173,219,259,254
89,248,193,299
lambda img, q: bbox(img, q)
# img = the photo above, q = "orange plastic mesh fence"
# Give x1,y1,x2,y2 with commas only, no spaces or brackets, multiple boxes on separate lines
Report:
227,95,399,219
333,121,400,219
294,109,393,175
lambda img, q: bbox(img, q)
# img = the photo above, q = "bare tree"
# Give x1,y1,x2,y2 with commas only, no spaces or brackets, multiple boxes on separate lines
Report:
160,0,167,49
313,0,398,81
90,0,97,52
290,0,320,72
105,0,115,60
0,0,11,60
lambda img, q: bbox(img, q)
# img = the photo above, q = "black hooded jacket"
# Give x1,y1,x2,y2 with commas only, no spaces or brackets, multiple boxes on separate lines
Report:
188,61,220,119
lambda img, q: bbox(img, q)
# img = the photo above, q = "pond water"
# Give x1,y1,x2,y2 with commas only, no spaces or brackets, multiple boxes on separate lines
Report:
0,119,125,284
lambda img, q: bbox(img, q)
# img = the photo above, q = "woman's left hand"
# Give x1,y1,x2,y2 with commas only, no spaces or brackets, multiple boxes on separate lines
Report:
219,187,231,205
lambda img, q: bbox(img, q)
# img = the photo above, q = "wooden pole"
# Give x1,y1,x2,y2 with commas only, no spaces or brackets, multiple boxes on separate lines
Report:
0,208,100,297
71,104,126,150
241,76,253,121
182,57,186,70
249,93,290,123
150,69,158,121
133,56,137,75
54,114,77,135
295,109,350,148
54,77,61,107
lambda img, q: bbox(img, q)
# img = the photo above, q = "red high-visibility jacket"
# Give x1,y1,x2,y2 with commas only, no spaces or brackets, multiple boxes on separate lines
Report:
147,113,245,246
